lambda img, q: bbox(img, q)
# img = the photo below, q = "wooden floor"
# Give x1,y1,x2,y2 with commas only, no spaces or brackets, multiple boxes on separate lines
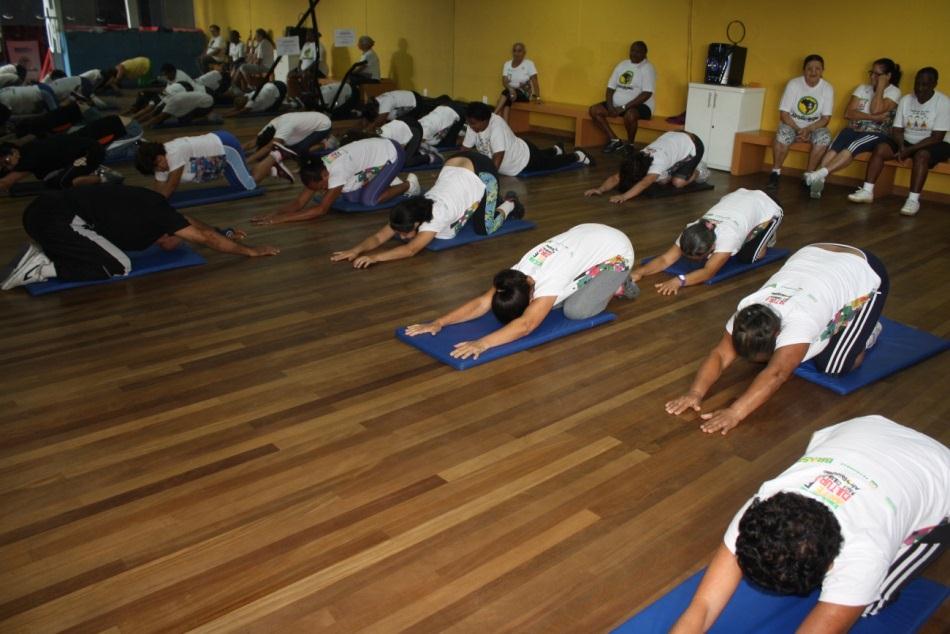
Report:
1,114,948,633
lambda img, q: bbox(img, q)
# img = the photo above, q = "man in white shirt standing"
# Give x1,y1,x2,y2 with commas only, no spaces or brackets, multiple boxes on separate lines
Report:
588,41,657,153
198,25,227,74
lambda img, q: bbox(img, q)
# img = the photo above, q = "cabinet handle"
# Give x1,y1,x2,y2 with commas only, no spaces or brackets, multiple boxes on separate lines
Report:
706,92,711,107
713,93,717,108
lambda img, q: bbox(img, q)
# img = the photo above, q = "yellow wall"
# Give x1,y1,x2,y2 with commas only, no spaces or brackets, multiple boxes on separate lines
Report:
193,0,454,94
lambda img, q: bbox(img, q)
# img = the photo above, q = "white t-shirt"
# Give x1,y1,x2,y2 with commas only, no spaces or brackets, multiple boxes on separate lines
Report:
229,42,246,62
502,59,537,90
155,133,225,184
263,112,331,146
379,120,414,146
513,224,635,306
849,83,902,134
244,82,280,112
779,76,835,128
0,73,18,88
643,131,697,181
322,138,398,193
359,50,381,80
607,59,656,112
162,91,213,118
79,68,102,84
206,34,227,59
893,90,950,144
725,245,881,362
196,70,222,92
419,105,460,144
419,166,487,239
320,81,352,106
255,39,275,66
47,76,82,100
0,64,15,75
677,189,783,255
724,415,950,607
462,113,530,176
376,90,416,119
0,86,44,114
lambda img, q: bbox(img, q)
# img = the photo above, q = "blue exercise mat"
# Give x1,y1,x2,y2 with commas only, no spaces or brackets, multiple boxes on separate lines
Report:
25,244,206,296
170,186,265,209
794,317,949,395
153,113,224,129
395,309,616,370
640,248,790,285
425,219,536,252
326,193,420,214
643,181,715,198
612,568,948,634
403,159,444,172
518,160,588,179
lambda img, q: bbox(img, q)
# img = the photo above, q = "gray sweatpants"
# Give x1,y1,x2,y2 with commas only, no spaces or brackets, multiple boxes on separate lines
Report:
562,267,630,320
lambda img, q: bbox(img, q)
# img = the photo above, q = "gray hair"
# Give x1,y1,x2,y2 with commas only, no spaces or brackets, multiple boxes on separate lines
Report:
359,35,375,48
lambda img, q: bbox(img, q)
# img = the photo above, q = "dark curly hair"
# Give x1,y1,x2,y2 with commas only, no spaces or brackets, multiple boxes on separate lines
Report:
732,304,780,361
491,269,531,323
736,492,842,595
618,151,653,191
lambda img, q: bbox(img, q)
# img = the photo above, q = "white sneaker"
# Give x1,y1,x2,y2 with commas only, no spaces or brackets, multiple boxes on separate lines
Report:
2,244,52,290
865,321,883,349
899,199,920,216
406,172,421,197
695,161,710,183
847,188,874,203
809,174,825,199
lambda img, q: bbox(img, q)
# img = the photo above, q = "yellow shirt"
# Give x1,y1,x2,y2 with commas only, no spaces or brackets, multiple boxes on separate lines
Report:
120,57,151,79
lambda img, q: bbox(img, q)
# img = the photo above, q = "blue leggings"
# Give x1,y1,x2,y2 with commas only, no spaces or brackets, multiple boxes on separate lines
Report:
342,140,406,205
212,130,257,190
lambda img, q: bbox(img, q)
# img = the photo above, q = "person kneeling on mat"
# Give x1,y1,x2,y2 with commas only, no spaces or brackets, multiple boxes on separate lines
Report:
631,188,783,294
224,80,287,117
244,111,333,165
330,151,524,268
671,415,949,634
0,130,124,193
463,101,591,176
1,184,279,290
135,130,294,198
373,103,468,168
361,89,443,130
251,137,419,225
666,243,887,436
585,130,708,203
405,223,639,360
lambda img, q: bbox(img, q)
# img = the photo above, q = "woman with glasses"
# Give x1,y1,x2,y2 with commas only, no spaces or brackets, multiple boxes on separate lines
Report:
493,42,540,121
804,59,902,198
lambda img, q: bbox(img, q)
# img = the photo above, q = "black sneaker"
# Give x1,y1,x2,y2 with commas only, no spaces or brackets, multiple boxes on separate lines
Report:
272,142,298,161
96,165,125,184
271,161,296,183
766,171,780,190
602,138,624,154
504,191,525,219
574,149,594,166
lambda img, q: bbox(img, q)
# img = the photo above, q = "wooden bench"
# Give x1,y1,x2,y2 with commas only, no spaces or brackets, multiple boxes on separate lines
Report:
358,78,397,105
731,129,950,198
509,101,683,148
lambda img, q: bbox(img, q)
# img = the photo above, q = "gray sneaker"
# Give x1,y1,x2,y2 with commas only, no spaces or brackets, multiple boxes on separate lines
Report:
96,165,125,184
621,277,640,299
2,244,52,290
809,174,825,199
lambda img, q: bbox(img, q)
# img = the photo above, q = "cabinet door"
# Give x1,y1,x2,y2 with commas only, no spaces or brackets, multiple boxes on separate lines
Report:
685,86,713,148
707,89,744,170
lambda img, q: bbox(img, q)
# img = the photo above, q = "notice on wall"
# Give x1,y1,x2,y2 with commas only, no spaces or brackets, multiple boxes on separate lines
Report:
334,29,356,47
276,36,301,56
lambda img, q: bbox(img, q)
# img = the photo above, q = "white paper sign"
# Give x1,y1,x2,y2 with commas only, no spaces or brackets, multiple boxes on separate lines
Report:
334,29,356,47
276,36,301,56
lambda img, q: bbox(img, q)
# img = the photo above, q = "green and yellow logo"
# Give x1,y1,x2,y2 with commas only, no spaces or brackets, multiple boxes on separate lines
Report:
797,96,818,116
619,70,635,86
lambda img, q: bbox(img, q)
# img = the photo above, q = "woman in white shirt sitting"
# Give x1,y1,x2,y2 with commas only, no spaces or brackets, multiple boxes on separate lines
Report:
494,42,540,121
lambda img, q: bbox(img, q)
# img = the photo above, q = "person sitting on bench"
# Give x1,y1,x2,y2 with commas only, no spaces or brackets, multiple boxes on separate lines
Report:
494,42,540,122
404,223,638,359
352,35,381,83
588,41,656,153
135,131,294,198
584,130,706,203
224,80,287,117
198,25,227,74
631,188,783,294
666,243,887,435
362,90,440,130
330,152,524,267
847,66,949,216
250,137,418,225
0,130,123,193
234,29,275,92
1,184,279,290
244,111,333,163
670,415,949,634
462,101,591,176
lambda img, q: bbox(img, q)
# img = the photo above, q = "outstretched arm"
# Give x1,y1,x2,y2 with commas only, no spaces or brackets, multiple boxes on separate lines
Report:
654,252,731,296
666,331,737,416
405,287,497,337
796,602,864,634
670,544,743,633
631,243,683,280
610,172,658,203
585,172,620,197
0,171,29,193
254,186,339,224
175,217,279,256
350,230,436,268
451,295,557,359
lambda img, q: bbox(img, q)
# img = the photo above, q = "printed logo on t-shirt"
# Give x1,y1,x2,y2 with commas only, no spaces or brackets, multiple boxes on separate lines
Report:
903,107,932,133
618,70,635,88
797,96,819,117
801,470,861,509
527,243,558,266
189,156,226,183
819,293,872,341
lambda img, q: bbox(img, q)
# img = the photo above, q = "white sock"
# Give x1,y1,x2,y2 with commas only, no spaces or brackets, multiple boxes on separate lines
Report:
497,200,515,217
908,192,920,202
862,182,875,193
771,168,781,175
815,167,828,178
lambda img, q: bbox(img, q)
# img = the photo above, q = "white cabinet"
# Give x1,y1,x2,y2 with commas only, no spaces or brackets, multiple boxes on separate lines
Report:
685,83,765,171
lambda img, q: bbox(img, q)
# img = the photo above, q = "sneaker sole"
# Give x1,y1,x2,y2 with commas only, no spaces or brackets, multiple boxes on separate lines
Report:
2,245,41,291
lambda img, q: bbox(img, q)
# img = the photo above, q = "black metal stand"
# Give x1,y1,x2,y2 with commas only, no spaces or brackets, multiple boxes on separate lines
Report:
251,0,322,106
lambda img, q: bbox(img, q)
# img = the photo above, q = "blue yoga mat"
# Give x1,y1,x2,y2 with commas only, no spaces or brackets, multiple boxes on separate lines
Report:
640,248,790,285
794,317,949,395
25,244,206,296
518,160,587,179
613,568,948,634
153,113,223,129
170,186,265,209
395,309,616,370
425,219,536,252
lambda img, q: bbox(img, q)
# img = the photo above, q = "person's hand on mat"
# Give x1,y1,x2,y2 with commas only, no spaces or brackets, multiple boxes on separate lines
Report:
700,409,741,435
249,245,281,256
451,340,488,360
609,194,628,204
251,214,278,225
330,249,359,262
584,188,604,197
665,391,702,415
405,322,442,337
352,255,377,269
655,278,682,296
228,228,248,241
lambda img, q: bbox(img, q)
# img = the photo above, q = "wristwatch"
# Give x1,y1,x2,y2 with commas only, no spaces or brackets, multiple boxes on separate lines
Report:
677,274,687,287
